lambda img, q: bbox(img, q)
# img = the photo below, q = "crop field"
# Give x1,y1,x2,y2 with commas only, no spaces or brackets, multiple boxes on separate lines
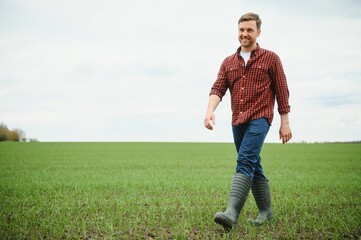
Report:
0,142,360,239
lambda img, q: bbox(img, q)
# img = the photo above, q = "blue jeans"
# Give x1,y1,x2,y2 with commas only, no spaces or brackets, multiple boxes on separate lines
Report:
232,118,270,180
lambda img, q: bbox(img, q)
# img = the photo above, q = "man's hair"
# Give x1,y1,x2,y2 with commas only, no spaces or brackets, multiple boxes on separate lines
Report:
238,12,262,30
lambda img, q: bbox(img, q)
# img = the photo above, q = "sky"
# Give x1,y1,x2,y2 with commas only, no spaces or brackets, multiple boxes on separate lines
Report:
1,0,361,143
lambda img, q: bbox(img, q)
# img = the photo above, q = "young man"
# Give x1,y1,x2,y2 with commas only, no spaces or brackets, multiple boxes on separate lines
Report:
204,12,292,231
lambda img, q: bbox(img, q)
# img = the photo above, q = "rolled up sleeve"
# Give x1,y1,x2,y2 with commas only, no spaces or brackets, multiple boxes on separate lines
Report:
209,61,228,101
271,54,291,115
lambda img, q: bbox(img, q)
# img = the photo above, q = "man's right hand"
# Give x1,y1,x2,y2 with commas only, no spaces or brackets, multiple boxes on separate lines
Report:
204,95,221,130
204,112,216,130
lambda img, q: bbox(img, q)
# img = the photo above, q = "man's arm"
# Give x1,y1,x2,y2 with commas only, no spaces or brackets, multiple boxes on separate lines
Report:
270,53,292,143
279,113,292,144
204,95,221,130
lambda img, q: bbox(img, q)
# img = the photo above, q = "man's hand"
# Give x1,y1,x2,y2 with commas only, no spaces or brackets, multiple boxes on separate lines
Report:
279,123,292,144
279,113,292,144
204,95,221,130
204,112,216,130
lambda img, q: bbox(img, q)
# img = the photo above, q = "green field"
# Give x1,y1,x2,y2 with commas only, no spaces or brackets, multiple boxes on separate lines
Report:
0,142,360,239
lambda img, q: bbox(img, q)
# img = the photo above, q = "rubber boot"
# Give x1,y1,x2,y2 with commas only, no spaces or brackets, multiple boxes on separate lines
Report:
214,173,251,231
249,178,273,225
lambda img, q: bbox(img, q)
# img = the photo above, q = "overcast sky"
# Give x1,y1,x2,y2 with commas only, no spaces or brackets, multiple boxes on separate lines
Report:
1,0,360,142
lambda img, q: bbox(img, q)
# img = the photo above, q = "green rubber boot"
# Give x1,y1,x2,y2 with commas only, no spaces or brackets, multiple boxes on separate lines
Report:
214,173,251,231
249,178,273,225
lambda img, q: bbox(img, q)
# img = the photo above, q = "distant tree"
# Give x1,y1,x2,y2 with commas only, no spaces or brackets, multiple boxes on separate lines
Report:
7,130,19,141
0,127,10,141
0,130,7,141
0,122,10,141
0,122,8,130
0,123,32,142
13,128,26,142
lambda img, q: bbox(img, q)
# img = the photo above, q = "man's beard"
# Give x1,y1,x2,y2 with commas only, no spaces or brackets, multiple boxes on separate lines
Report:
240,38,254,48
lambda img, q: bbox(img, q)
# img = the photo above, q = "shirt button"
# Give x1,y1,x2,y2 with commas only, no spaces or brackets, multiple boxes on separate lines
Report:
241,87,244,90
243,75,245,78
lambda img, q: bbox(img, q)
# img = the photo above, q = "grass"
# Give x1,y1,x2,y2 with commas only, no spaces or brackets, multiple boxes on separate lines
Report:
0,142,360,239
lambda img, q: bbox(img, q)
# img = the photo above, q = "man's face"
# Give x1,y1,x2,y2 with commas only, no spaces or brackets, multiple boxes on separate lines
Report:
238,20,261,49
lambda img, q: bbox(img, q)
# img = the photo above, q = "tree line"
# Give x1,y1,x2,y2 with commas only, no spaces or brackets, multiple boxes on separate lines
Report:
0,122,37,142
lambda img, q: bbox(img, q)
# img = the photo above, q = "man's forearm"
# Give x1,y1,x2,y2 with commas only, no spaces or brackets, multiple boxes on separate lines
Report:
207,95,221,113
280,113,290,125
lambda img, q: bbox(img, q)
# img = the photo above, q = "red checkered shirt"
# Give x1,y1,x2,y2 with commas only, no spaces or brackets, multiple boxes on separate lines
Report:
210,44,291,126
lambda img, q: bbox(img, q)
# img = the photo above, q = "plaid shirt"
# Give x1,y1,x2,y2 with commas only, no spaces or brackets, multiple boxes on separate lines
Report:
210,44,290,126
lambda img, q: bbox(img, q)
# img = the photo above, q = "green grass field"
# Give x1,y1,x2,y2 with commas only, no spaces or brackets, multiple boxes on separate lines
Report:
0,142,360,239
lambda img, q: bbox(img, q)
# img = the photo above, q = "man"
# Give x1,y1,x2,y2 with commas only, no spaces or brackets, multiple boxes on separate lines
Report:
204,12,292,231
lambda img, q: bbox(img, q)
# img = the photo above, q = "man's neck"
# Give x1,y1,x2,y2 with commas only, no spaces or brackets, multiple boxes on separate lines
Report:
241,43,257,52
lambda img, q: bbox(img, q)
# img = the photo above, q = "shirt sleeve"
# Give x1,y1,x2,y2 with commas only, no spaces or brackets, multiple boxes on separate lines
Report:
270,54,291,114
209,59,229,101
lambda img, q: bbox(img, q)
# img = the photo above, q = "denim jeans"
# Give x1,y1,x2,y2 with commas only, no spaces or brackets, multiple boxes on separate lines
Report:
232,118,270,180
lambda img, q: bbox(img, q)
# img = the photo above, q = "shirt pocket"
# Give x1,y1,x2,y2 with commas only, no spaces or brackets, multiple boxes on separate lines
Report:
249,64,269,83
225,66,242,87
